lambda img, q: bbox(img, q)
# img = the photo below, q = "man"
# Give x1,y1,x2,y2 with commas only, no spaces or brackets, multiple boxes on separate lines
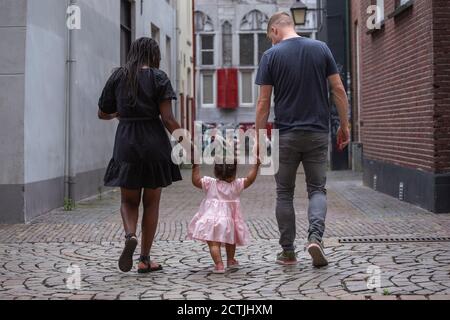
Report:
255,12,350,268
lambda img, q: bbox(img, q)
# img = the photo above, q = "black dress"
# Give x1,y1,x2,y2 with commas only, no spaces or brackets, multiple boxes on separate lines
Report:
98,68,182,190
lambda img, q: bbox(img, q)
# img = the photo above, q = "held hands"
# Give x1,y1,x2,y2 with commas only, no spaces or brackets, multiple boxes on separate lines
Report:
337,124,351,152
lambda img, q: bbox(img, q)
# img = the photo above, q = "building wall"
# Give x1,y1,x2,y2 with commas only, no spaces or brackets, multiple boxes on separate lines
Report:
432,0,450,174
350,0,450,212
356,0,435,172
0,0,182,223
194,0,319,126
176,0,195,131
23,0,69,220
0,0,27,223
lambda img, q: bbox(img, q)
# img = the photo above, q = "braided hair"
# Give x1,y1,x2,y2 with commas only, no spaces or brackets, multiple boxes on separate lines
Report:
123,37,161,106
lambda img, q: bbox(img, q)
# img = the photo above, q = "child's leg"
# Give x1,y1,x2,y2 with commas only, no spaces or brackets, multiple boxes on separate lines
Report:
207,241,223,266
225,244,236,262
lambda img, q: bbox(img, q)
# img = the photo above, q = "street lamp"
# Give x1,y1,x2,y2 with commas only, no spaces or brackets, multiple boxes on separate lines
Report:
290,0,308,26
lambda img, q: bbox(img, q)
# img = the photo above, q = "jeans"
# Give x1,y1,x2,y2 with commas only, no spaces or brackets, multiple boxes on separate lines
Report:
275,130,329,251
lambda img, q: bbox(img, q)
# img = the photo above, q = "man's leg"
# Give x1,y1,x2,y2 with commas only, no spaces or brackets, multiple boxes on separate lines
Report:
275,132,302,255
302,132,329,267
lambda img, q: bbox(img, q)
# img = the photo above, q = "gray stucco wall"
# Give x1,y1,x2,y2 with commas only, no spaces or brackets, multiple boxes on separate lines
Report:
0,0,27,223
23,0,67,221
0,0,179,223
69,0,120,201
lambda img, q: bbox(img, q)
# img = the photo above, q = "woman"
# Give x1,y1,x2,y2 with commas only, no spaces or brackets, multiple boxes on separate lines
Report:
98,37,183,273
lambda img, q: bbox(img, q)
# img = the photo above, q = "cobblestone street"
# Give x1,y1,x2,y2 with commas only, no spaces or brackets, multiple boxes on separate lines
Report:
1,169,450,300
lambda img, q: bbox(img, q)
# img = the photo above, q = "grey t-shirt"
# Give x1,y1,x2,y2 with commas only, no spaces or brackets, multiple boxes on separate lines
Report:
255,37,339,133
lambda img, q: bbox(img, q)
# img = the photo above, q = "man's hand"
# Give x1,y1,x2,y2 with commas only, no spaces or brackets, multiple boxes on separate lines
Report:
337,124,351,151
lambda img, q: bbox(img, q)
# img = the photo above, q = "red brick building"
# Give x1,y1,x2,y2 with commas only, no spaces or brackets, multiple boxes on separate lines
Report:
350,0,450,213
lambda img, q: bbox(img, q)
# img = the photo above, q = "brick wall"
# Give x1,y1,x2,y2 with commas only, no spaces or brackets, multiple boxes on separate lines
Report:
352,0,437,172
432,0,450,174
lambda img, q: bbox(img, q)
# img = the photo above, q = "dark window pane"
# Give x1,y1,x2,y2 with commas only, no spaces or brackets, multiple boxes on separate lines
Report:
240,34,254,66
120,0,131,28
222,22,232,66
202,51,214,65
120,0,132,66
258,34,272,63
202,35,214,50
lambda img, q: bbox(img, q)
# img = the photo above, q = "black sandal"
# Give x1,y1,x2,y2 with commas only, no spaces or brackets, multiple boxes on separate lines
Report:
137,255,163,274
118,233,138,273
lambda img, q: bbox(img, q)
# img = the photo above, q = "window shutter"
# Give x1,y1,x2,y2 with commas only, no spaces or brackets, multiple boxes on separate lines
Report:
217,69,227,108
227,69,238,109
217,68,239,109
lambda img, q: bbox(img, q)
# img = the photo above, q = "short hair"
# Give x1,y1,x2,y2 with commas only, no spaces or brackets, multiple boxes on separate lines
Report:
214,163,238,182
267,11,295,36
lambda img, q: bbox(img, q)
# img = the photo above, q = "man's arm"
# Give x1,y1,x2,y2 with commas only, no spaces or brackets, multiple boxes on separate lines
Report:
328,74,350,149
255,85,273,155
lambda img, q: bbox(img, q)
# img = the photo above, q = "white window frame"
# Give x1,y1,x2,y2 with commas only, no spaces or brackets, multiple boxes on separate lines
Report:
239,69,255,108
376,0,385,24
199,33,215,66
200,72,216,109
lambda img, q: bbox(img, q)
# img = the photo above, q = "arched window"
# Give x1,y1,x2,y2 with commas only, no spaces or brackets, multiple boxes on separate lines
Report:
240,10,269,31
239,10,271,67
222,21,233,66
238,10,272,108
194,11,214,32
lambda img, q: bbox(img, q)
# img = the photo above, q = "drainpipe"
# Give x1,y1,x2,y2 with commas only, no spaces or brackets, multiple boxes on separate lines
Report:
64,0,77,201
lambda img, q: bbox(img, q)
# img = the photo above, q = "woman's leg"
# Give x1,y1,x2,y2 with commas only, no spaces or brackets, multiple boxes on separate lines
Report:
207,241,224,267
120,188,142,236
140,188,162,269
118,188,142,272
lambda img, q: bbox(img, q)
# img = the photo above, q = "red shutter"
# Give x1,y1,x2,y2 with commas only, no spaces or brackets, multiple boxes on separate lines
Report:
217,69,227,108
227,68,238,109
217,68,239,109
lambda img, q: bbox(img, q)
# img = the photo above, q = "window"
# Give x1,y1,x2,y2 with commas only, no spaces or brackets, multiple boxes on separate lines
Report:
222,21,233,66
258,34,272,63
240,71,254,105
239,34,255,66
376,0,385,23
120,0,132,66
201,35,214,65
165,36,171,76
202,73,214,106
151,23,160,44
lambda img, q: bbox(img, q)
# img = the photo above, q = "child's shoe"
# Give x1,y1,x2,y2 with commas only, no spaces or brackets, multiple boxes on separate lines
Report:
212,262,226,274
227,259,240,270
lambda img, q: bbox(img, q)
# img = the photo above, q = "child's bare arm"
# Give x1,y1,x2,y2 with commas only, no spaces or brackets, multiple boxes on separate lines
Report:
244,163,260,189
192,164,203,189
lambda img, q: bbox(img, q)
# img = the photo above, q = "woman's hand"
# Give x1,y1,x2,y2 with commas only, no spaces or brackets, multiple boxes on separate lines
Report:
98,109,119,121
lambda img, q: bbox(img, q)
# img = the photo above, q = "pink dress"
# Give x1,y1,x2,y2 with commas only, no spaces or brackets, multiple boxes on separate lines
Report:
188,177,251,246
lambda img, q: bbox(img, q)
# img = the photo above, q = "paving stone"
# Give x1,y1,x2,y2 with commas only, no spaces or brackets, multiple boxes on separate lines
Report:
0,170,449,300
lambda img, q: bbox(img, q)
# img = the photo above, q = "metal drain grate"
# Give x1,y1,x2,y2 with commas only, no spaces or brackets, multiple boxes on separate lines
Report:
339,236,450,244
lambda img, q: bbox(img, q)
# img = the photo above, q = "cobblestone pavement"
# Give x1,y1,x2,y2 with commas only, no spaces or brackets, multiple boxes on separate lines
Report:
1,168,450,300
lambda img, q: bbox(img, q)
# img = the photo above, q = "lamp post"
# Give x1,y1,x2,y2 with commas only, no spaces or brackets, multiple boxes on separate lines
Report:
290,0,308,26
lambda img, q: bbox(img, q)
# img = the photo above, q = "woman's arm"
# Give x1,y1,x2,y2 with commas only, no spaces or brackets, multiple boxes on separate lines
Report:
192,164,203,189
159,100,182,135
244,163,260,189
98,110,118,121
